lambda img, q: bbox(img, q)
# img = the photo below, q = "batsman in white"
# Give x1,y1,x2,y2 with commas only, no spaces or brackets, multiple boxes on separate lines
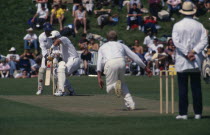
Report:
36,23,53,95
49,30,80,96
97,30,152,110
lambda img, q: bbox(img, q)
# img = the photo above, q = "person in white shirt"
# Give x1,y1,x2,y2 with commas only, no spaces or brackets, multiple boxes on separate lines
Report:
143,31,156,47
74,4,87,34
97,30,152,110
6,47,20,78
31,3,49,28
167,0,182,18
172,1,208,120
36,23,53,95
23,28,39,54
49,31,80,96
36,0,48,12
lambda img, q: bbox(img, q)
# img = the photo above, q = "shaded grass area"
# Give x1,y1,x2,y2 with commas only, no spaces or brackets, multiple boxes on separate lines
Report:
0,97,210,135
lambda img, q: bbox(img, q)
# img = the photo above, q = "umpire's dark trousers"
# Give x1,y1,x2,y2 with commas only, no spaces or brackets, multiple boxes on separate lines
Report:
177,72,203,115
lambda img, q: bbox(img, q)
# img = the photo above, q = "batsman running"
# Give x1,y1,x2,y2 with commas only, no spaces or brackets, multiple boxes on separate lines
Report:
97,30,152,110
49,30,80,96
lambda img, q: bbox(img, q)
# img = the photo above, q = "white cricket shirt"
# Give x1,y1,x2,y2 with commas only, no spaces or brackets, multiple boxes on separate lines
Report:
97,41,146,72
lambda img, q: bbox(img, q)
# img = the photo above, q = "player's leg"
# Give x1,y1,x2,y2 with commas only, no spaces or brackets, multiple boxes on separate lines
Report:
36,67,46,95
55,61,66,96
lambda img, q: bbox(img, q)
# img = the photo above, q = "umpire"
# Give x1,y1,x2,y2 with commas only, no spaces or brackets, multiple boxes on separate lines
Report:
172,1,208,120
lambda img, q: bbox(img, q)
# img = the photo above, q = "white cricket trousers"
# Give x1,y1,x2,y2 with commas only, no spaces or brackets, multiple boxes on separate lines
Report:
104,58,135,108
57,57,80,92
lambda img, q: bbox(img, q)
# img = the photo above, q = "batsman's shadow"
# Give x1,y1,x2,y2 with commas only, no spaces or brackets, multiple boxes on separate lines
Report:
120,108,147,111
73,94,94,96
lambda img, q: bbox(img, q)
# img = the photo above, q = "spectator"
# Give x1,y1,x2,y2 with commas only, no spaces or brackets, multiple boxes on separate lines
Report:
81,41,92,75
83,0,94,14
132,39,143,54
94,7,112,29
78,33,88,49
0,57,10,78
148,38,160,53
50,3,65,30
31,3,49,29
143,15,158,34
20,49,36,60
6,47,20,78
74,4,87,34
167,0,182,18
127,0,141,13
18,55,31,75
36,0,48,12
23,28,39,54
15,70,30,79
126,3,143,30
164,38,176,65
205,0,210,12
88,38,99,51
151,45,168,74
148,0,162,17
143,30,157,47
72,0,82,16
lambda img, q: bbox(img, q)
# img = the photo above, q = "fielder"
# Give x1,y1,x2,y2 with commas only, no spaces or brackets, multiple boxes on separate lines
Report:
49,30,80,96
97,30,152,110
36,23,53,95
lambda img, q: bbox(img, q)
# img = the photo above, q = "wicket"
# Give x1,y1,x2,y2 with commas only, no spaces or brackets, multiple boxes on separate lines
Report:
159,70,175,114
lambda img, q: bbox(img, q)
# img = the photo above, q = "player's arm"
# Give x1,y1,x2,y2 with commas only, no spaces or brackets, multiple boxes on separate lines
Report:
123,44,152,76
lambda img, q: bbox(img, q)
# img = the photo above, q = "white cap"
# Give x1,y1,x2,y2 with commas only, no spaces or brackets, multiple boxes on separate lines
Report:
9,47,16,52
49,30,61,38
26,27,33,32
157,44,164,49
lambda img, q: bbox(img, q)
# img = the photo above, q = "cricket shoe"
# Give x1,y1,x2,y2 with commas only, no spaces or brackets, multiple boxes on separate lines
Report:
115,80,122,98
54,90,63,96
36,90,42,95
195,114,202,120
127,105,135,111
176,115,188,120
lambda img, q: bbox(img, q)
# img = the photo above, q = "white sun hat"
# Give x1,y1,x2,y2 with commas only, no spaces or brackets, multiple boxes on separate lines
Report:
179,1,197,15
9,47,16,52
49,30,61,38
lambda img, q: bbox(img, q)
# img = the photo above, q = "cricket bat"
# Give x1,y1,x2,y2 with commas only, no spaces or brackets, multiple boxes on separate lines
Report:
45,61,52,86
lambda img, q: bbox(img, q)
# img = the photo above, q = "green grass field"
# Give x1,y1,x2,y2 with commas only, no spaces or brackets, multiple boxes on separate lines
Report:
0,76,210,135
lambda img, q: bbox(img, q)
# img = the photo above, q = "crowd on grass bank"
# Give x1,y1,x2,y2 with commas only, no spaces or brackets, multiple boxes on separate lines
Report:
0,0,210,78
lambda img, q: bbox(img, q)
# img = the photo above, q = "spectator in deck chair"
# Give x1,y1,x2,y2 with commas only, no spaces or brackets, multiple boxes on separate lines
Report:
126,3,143,31
74,4,87,34
50,3,65,30
143,15,158,35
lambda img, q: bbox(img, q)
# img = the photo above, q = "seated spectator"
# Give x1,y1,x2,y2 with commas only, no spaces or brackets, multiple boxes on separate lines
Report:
74,4,87,34
18,55,31,75
50,3,65,30
78,33,88,49
164,38,176,65
31,3,49,29
143,15,158,34
23,28,39,54
6,47,20,78
20,49,36,60
195,0,207,16
148,38,160,53
80,40,92,75
126,3,143,30
132,39,144,55
152,45,168,74
83,0,94,14
36,0,48,12
0,57,10,78
72,0,82,16
15,70,30,79
148,0,162,17
88,38,99,51
205,0,210,12
143,30,157,47
167,0,182,18
127,0,141,12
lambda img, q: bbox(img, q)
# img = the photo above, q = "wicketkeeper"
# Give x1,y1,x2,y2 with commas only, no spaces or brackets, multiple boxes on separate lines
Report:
97,30,152,110
49,30,80,96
